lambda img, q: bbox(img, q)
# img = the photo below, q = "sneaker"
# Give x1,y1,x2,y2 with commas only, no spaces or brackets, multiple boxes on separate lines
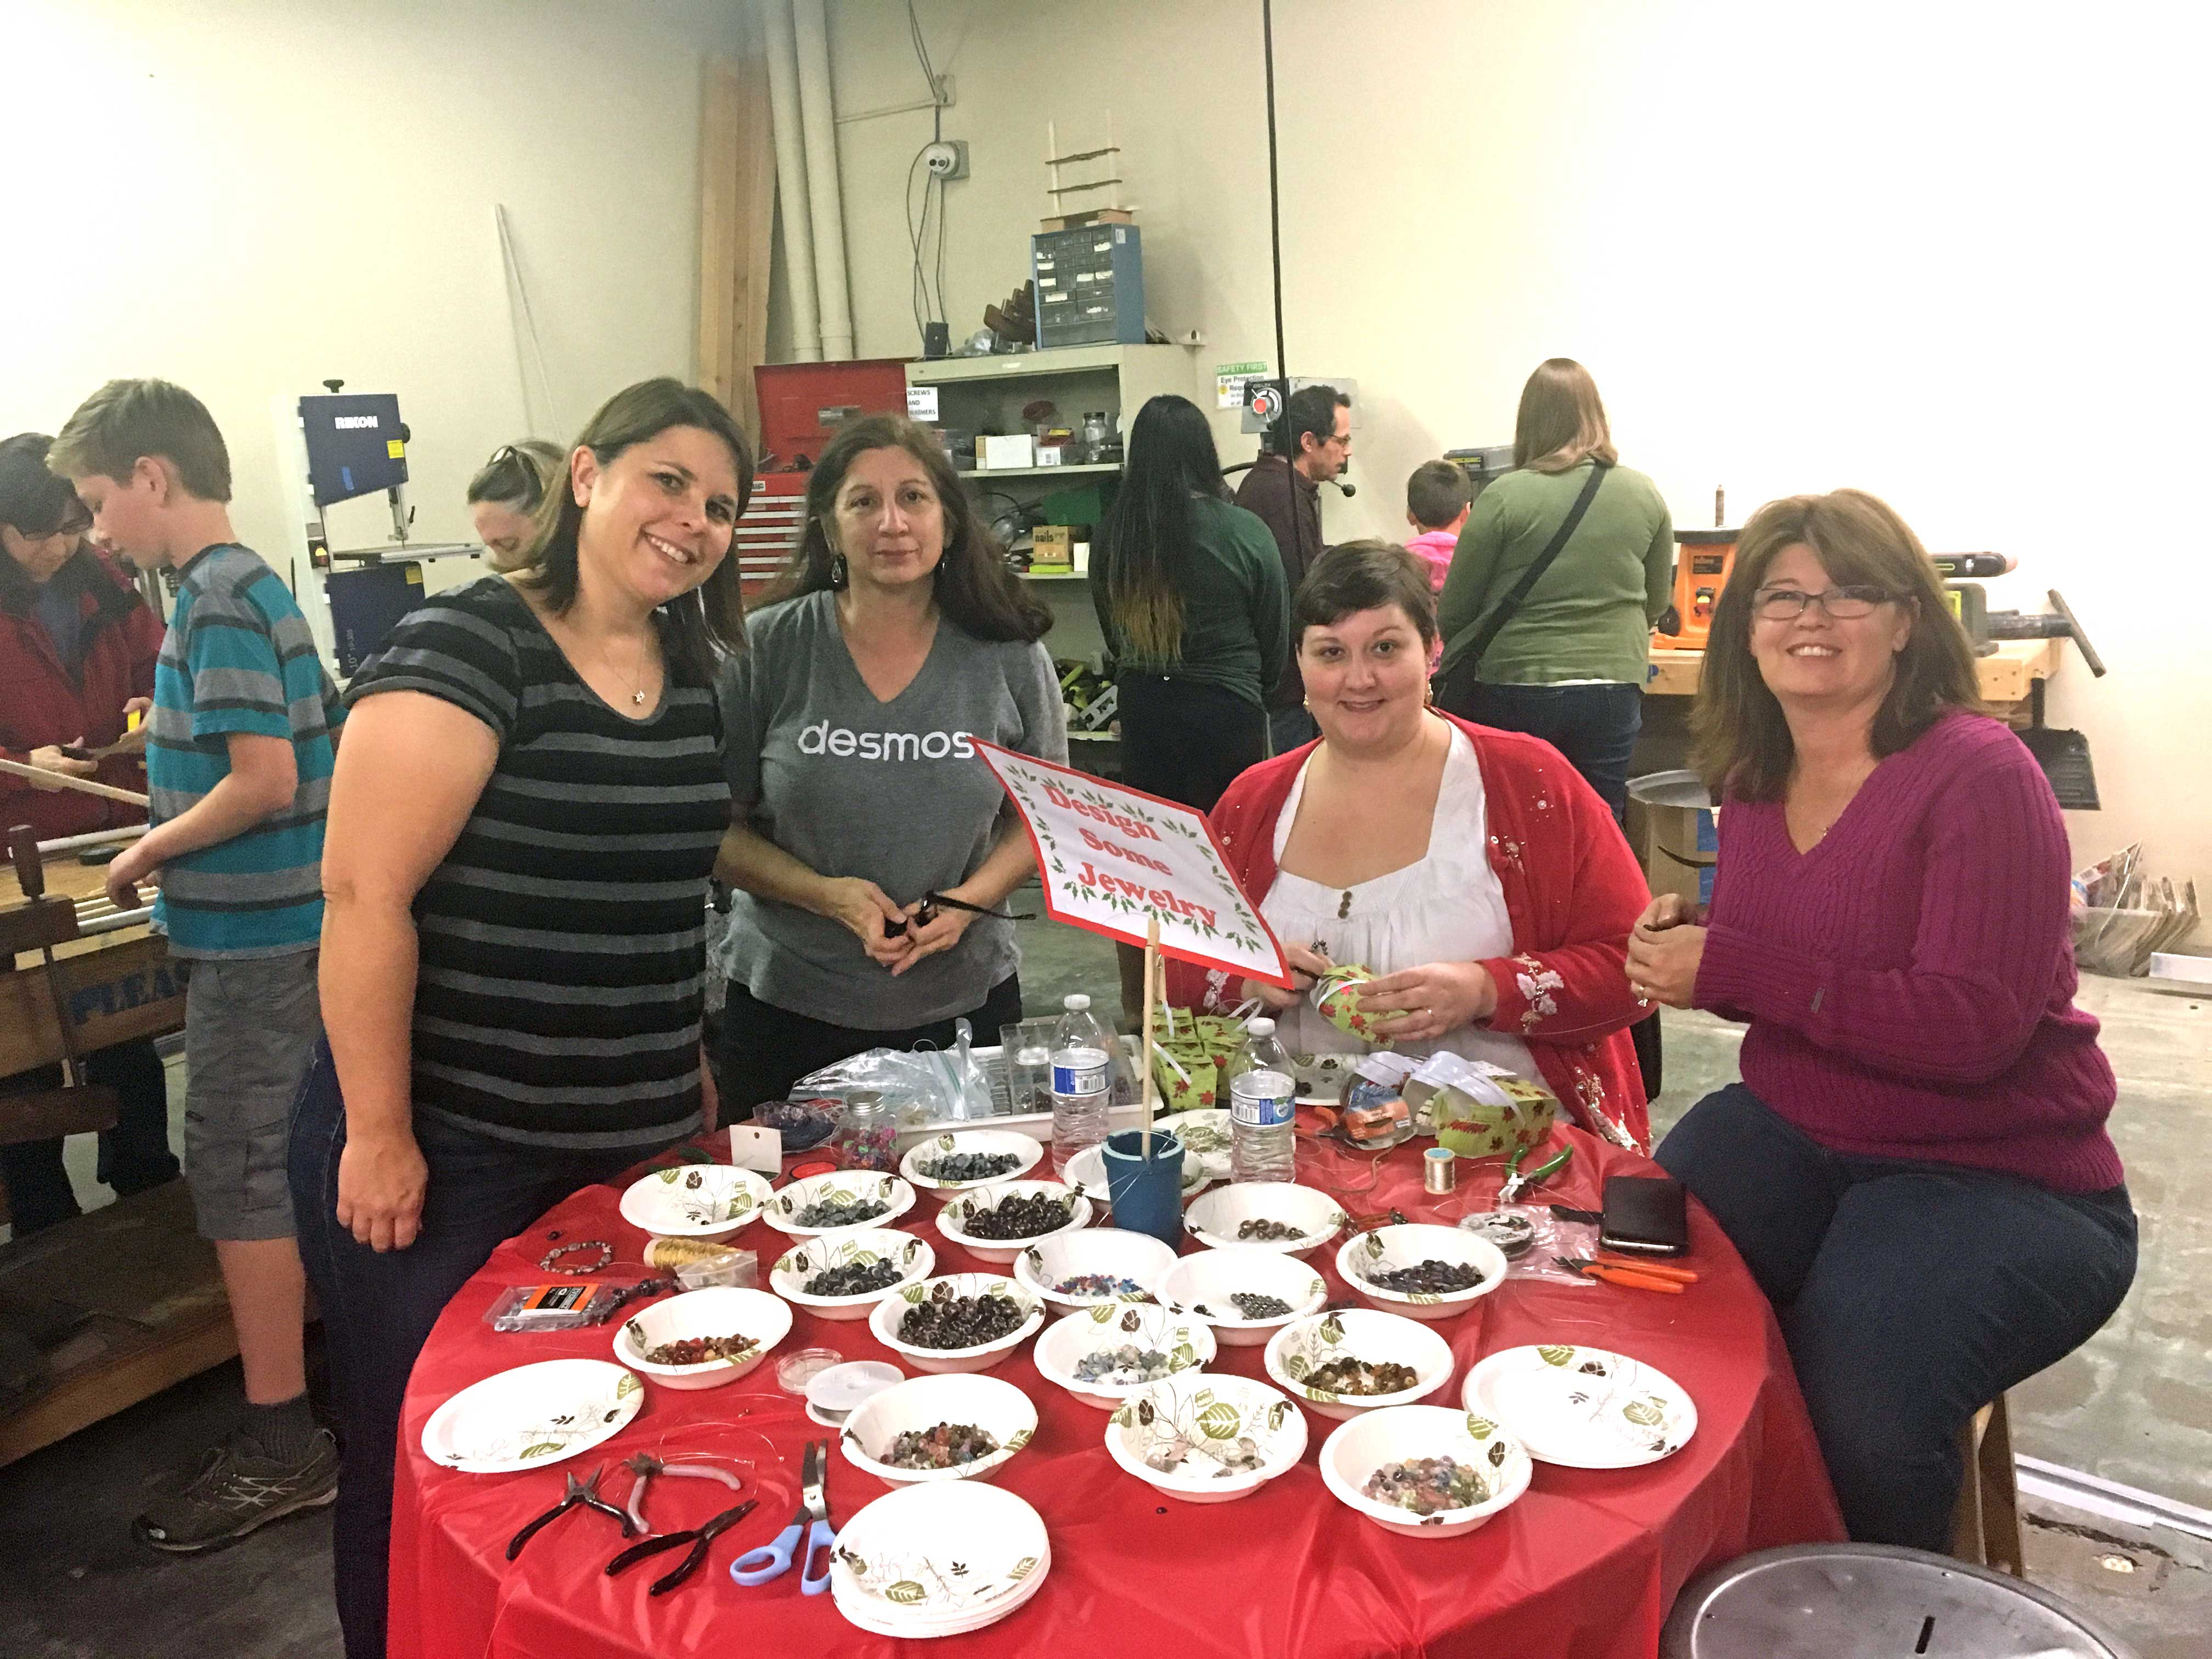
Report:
133,1427,340,1553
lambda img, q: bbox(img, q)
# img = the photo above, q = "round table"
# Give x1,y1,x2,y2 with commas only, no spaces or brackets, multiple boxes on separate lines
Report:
390,1124,1844,1658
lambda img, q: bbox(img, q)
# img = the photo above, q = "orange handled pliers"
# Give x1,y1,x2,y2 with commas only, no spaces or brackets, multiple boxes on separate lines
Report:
1554,1256,1694,1293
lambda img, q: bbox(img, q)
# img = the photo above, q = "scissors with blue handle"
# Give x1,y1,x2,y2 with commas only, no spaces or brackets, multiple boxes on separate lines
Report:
730,1440,836,1594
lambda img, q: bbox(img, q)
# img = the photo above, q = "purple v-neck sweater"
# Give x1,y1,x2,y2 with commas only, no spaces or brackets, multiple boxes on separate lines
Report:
1694,711,2122,1193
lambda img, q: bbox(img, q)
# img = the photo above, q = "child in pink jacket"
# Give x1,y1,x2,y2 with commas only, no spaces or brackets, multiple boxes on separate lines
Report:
1405,459,1471,667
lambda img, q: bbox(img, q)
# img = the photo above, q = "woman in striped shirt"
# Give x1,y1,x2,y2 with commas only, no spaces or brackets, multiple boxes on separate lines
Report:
287,380,749,1659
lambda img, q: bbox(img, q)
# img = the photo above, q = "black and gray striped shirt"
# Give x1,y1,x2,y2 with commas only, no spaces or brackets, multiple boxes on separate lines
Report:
346,577,730,1149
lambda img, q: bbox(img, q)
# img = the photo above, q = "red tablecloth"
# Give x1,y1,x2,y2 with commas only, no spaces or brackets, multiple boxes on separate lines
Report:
391,1126,1843,1659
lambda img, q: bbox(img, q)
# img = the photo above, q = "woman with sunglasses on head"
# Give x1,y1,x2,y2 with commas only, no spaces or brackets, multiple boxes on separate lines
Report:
465,439,564,572
288,380,749,1658
0,433,179,1232
1629,489,2134,1551
714,414,1064,1110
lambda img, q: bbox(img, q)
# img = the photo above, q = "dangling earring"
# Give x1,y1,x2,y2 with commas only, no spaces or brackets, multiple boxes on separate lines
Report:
829,552,849,589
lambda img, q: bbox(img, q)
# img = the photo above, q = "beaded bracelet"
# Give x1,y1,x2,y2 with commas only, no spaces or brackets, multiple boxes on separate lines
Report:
539,1239,613,1275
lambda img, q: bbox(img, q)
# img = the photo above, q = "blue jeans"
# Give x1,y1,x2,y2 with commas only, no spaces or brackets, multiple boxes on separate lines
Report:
287,1042,672,1658
1440,679,1641,823
1657,1084,2136,1549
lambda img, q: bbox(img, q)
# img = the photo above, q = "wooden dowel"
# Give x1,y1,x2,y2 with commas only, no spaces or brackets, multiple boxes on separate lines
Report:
0,757,150,806
1141,911,1161,1158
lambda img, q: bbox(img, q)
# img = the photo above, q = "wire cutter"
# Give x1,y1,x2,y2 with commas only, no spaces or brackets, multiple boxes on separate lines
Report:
730,1440,837,1595
1498,1141,1573,1205
606,1497,759,1595
507,1466,638,1560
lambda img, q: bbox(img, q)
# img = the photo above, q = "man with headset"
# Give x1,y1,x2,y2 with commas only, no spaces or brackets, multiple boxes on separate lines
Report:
1233,382,1352,754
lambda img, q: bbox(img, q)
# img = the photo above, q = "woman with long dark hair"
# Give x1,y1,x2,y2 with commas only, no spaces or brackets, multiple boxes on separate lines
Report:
288,379,749,1658
1093,393,1289,808
1092,394,1288,1008
714,414,1065,1107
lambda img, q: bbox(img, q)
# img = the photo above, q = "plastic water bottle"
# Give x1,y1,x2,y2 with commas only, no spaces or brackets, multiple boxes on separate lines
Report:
1227,1018,1297,1183
1049,994,1113,1177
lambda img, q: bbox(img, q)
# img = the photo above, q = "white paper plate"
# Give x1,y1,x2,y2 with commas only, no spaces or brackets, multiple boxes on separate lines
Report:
1154,1109,1232,1181
618,1164,775,1238
420,1358,642,1474
829,1479,1049,1626
1462,1344,1697,1469
832,1545,1049,1638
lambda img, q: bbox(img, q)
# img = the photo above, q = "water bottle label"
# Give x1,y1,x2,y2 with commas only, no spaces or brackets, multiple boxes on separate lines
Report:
1051,1048,1110,1098
1229,1069,1296,1129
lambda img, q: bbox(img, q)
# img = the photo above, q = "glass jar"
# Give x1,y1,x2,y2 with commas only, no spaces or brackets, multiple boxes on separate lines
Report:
830,1089,899,1172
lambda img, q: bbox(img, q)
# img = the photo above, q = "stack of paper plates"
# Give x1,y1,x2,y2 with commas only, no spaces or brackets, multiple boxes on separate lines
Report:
1462,1344,1697,1468
828,1480,1050,1639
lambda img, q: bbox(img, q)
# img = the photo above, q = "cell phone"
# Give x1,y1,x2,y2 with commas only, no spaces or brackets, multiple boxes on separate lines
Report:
1600,1174,1689,1256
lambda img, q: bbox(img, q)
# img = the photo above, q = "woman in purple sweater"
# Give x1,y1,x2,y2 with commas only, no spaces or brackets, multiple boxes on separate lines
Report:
1626,489,2134,1550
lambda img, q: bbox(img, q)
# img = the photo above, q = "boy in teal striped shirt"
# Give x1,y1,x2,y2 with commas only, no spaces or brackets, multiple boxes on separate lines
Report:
51,379,342,1551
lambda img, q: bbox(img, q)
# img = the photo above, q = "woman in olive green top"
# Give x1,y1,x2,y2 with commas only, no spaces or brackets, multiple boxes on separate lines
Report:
1093,393,1291,806
1434,359,1673,821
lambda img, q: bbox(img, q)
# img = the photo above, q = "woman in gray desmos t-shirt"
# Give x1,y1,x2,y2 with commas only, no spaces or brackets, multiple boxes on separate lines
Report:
714,415,1068,1108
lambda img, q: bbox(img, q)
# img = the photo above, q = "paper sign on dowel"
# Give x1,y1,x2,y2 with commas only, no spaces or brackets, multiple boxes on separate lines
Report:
973,741,1291,988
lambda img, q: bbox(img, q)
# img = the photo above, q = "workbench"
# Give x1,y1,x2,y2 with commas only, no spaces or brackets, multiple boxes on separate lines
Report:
1,849,228,1471
1644,637,2059,704
0,855,183,1078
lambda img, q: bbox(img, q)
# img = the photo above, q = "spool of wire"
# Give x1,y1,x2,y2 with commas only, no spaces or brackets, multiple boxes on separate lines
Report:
1423,1145,1457,1195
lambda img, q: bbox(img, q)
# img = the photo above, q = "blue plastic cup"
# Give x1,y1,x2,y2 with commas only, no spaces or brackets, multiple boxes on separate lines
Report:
1102,1128,1186,1249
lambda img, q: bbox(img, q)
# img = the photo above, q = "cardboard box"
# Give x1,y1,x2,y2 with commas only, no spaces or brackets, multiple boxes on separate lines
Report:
1028,524,1074,574
981,433,1036,470
1625,777,1718,909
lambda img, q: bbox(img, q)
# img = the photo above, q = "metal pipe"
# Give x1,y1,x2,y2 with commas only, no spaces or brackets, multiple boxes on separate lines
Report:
36,825,146,855
791,0,854,360
763,0,824,364
78,906,154,936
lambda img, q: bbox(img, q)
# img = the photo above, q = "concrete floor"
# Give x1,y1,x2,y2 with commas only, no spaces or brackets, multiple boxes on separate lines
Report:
3,932,2205,1656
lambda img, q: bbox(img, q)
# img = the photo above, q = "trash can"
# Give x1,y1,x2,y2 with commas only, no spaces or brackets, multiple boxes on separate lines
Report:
1659,1543,2140,1658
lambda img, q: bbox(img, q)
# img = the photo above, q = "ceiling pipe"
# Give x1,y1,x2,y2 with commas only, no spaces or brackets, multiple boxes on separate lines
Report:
791,0,854,360
761,0,822,363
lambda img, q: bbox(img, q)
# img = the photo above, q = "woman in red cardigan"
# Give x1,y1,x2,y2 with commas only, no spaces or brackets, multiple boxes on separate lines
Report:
0,431,178,1231
1170,540,1651,1149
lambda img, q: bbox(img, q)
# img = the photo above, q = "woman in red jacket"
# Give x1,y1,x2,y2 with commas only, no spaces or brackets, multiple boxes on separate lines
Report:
0,432,178,1232
1171,540,1651,1149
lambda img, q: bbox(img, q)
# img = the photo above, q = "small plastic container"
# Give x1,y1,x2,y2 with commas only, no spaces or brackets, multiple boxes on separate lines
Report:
830,1090,899,1172
776,1346,844,1394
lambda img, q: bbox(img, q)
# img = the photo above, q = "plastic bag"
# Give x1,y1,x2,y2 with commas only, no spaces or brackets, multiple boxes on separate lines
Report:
792,1042,994,1130
1455,1203,1599,1286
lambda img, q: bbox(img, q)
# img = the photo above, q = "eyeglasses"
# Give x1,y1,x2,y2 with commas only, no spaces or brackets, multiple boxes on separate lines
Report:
1752,584,1894,621
15,505,89,542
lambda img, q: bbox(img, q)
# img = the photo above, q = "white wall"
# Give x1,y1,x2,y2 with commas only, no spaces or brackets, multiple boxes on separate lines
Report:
5,0,747,568
820,0,2212,899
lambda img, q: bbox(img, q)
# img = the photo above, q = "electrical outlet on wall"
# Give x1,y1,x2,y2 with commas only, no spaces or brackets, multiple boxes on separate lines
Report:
923,139,969,180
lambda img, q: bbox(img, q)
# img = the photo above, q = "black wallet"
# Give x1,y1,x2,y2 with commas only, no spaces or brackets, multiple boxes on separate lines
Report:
1600,1175,1689,1256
